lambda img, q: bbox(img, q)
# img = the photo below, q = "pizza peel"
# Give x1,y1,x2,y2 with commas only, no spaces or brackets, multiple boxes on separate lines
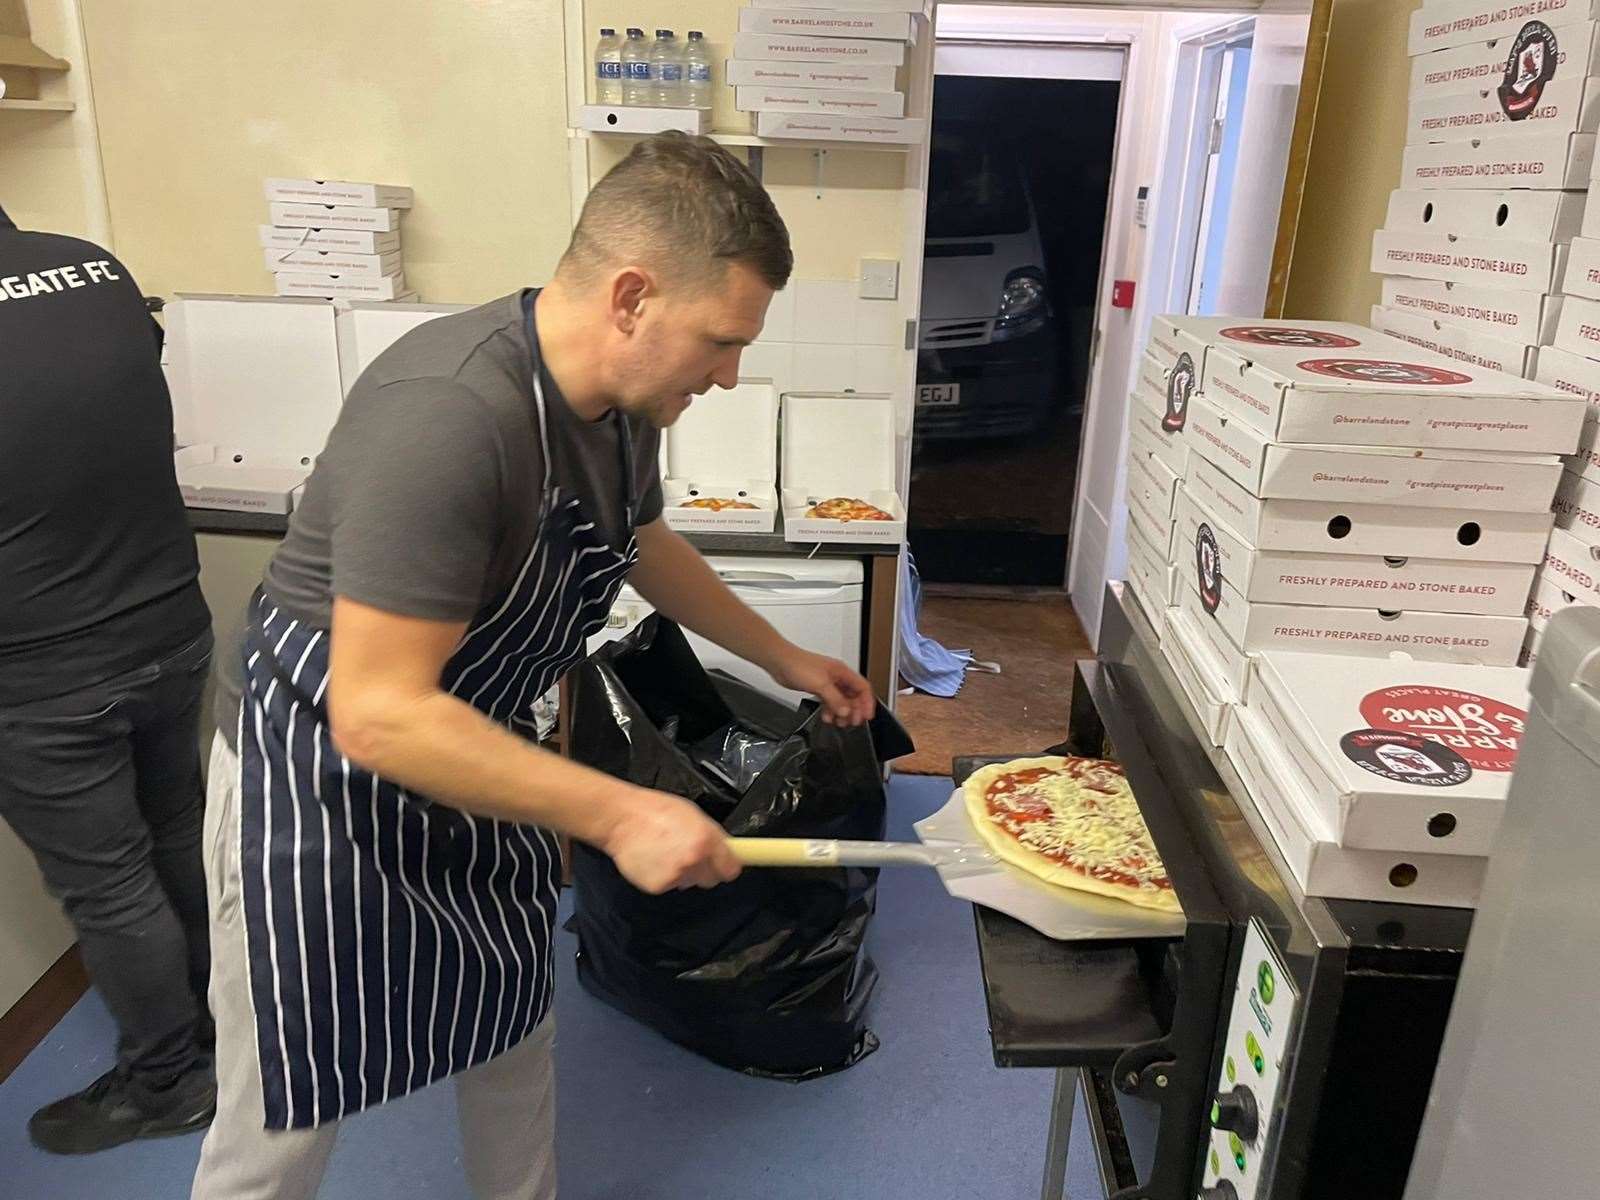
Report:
727,789,1186,940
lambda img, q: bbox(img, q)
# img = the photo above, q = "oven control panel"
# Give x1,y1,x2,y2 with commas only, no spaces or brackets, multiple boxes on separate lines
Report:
1197,920,1299,1200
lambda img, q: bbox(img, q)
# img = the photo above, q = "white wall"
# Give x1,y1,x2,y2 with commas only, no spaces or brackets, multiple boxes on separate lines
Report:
0,829,74,1016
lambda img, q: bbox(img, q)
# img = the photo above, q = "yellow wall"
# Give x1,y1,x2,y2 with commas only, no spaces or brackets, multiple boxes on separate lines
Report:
78,0,574,304
1279,0,1420,322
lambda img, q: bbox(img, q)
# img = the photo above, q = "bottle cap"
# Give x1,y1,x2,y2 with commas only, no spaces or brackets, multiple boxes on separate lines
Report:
688,30,703,39
600,27,615,36
656,29,673,37
627,27,643,36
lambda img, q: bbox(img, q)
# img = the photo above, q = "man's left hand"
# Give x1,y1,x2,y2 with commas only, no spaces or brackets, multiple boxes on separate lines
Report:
771,649,875,726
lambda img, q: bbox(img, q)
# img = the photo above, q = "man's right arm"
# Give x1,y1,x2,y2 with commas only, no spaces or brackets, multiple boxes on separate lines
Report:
324,591,742,894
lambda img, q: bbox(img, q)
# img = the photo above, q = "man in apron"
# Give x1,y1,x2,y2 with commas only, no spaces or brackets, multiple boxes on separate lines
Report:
192,133,874,1199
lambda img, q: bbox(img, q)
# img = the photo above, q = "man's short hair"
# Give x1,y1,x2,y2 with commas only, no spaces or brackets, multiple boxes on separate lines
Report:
560,132,793,291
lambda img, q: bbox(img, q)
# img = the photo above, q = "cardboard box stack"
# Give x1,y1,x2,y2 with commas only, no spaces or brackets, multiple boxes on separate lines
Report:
729,0,926,143
1371,0,1599,379
260,178,416,303
1122,316,1584,756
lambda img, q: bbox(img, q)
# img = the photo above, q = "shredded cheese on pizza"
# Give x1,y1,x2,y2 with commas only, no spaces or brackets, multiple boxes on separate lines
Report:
963,757,1179,913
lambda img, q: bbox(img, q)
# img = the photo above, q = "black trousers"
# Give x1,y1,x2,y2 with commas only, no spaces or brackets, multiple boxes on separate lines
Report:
0,628,214,1091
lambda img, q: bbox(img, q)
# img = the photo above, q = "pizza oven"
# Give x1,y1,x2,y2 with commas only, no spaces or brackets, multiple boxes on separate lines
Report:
963,584,1471,1200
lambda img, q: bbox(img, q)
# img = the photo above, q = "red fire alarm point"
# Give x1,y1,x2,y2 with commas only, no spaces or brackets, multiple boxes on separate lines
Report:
1111,280,1136,309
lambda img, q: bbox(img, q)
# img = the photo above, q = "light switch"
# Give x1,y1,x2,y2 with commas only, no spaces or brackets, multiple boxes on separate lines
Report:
859,258,899,301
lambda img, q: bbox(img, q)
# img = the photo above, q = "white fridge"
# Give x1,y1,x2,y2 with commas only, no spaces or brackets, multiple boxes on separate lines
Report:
586,555,864,705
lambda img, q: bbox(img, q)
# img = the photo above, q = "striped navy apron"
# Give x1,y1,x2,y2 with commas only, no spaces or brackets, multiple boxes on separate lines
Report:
238,295,639,1129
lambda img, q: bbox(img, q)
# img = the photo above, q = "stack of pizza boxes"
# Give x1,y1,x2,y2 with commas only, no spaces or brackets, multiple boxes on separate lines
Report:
1226,648,1532,906
1370,0,1596,379
1526,128,1600,666
1126,315,1585,753
261,178,416,303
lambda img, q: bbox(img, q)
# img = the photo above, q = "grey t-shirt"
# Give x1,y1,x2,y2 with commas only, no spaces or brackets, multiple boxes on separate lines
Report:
216,290,661,744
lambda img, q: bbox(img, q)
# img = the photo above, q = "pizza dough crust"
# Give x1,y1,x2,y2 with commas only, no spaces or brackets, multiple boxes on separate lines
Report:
962,756,1181,914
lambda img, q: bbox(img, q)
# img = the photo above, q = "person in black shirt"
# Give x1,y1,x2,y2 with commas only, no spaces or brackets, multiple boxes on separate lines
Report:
0,203,216,1152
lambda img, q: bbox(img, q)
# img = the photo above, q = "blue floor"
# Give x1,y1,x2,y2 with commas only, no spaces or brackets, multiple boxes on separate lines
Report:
1,775,1106,1199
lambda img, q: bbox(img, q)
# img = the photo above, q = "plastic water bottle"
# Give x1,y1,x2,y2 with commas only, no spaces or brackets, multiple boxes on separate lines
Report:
621,27,652,106
683,31,712,113
651,30,683,107
594,27,622,105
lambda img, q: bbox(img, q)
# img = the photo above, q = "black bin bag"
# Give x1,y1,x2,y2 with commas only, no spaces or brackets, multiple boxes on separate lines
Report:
566,615,912,1080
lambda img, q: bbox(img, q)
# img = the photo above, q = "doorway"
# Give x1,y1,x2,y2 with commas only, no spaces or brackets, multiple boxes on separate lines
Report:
907,43,1124,588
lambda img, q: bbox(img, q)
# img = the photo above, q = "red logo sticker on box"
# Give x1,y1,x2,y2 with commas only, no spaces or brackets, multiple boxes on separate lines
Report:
1295,359,1475,385
1164,352,1194,433
1500,22,1558,121
1219,326,1361,349
1339,729,1474,787
1358,685,1527,772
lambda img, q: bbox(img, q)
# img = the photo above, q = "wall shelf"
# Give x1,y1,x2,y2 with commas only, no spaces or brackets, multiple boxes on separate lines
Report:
0,98,75,111
566,126,912,153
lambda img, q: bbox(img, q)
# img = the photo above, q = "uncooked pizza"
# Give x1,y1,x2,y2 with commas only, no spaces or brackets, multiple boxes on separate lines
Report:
805,497,893,522
680,497,759,511
962,755,1179,913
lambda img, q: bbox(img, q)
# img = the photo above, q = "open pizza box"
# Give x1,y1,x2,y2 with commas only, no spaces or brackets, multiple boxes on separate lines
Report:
1196,328,1584,453
1225,704,1488,909
781,392,905,545
1185,452,1554,563
661,379,780,533
1160,606,1238,747
1246,648,1529,860
1379,277,1564,348
165,294,345,514
333,300,473,395
1184,394,1566,510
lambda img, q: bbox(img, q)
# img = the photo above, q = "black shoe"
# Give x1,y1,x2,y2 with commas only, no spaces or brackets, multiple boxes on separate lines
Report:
28,1063,216,1155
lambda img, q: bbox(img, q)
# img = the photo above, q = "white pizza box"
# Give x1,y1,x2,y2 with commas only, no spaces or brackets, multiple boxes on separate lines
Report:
733,31,906,66
1520,622,1544,666
333,301,472,397
165,294,344,514
1563,235,1600,299
1534,344,1600,415
1126,420,1182,517
1196,340,1582,452
1410,0,1600,56
1175,489,1537,616
263,178,413,210
754,111,924,143
1145,316,1385,389
274,272,408,302
1185,451,1554,562
1161,607,1237,747
1129,383,1191,479
1249,649,1529,859
1370,229,1571,291
735,85,905,117
1527,565,1590,634
780,392,904,544
1379,276,1563,345
1401,130,1595,190
1176,571,1255,696
661,379,780,533
268,201,402,233
263,247,401,280
1553,464,1600,539
1370,303,1538,377
1552,291,1600,359
1410,21,1600,103
723,58,899,92
1407,73,1600,146
259,225,400,256
738,8,916,41
576,104,710,135
1125,476,1174,553
1185,394,1565,511
1381,187,1587,241
1543,523,1600,601
1132,355,1195,465
1125,530,1176,625
1226,705,1489,907
1567,412,1600,481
